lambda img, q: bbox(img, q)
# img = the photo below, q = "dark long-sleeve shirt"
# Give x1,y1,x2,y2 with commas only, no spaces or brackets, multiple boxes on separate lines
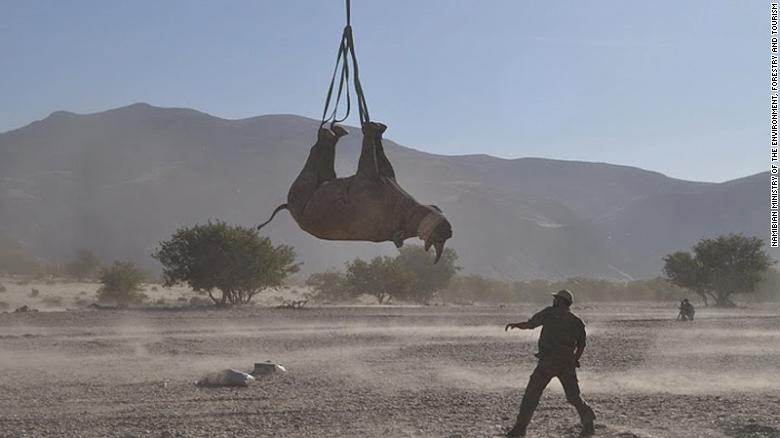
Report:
527,306,586,361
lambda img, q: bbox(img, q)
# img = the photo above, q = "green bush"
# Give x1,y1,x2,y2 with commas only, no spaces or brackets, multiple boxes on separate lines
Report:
312,246,459,305
306,271,349,303
345,256,413,304
153,221,299,305
395,245,459,304
97,261,148,305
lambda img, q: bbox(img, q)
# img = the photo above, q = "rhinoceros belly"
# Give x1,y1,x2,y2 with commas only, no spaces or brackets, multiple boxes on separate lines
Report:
295,177,397,242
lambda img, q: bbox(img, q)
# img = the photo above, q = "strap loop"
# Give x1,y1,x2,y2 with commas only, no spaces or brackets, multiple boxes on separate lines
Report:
320,1,370,129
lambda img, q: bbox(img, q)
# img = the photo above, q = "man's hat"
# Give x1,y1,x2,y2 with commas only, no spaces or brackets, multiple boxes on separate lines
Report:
552,289,574,304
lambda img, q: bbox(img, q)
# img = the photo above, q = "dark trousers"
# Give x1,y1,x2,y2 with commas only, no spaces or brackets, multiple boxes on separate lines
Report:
513,359,595,432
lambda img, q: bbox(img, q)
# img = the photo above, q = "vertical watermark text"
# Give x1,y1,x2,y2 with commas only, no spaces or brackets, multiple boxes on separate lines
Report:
771,3,779,247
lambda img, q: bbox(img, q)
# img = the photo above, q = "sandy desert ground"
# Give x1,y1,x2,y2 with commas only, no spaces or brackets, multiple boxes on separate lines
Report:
0,280,779,437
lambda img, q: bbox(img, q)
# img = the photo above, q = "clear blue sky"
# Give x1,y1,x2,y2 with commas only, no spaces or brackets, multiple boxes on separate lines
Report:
0,1,765,182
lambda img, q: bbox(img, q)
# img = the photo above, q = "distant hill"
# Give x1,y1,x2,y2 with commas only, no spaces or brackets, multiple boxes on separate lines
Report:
0,103,773,279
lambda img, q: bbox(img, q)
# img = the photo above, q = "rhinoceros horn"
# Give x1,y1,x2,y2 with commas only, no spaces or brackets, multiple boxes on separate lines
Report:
417,209,453,264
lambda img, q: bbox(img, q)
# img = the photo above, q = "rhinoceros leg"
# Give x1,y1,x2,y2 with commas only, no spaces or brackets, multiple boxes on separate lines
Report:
288,127,348,215
303,126,348,186
315,125,348,185
259,127,348,231
375,136,396,179
375,125,395,179
357,122,396,180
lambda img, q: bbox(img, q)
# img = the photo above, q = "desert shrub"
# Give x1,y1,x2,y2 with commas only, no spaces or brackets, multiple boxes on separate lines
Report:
65,249,102,281
395,245,459,304
153,221,299,305
96,261,148,305
344,256,413,304
29,288,39,297
312,247,459,305
306,271,350,303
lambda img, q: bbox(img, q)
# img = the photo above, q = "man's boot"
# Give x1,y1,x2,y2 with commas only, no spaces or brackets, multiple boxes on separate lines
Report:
505,423,526,437
569,395,595,436
580,419,595,436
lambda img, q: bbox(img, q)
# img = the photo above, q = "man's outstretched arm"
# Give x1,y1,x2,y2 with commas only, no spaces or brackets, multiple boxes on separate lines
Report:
504,321,532,331
505,309,547,331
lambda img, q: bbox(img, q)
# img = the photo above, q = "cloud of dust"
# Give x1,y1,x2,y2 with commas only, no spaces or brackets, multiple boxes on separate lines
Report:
574,323,780,395
5,309,776,397
433,365,521,391
578,369,780,395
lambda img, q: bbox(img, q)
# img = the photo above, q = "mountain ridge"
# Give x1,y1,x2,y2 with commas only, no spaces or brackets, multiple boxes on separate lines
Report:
4,103,732,184
0,103,771,280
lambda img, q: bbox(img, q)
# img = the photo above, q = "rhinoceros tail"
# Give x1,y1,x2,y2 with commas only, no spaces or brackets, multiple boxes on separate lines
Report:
257,204,289,230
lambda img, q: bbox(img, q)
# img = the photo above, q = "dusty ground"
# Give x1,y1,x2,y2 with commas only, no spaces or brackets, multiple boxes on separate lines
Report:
0,283,779,437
